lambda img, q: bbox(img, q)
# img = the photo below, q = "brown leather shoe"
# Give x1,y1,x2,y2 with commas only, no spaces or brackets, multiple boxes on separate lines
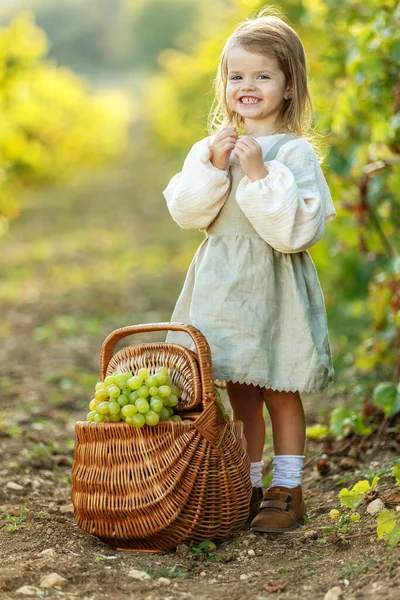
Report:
248,486,263,522
250,485,306,533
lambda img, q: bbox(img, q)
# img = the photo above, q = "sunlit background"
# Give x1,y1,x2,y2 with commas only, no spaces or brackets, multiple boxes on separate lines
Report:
0,0,399,433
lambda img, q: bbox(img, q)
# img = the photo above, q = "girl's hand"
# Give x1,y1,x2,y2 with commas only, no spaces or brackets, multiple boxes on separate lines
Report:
210,127,239,170
233,136,268,181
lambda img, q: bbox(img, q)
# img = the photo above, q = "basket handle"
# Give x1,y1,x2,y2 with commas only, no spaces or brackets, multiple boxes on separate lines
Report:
100,322,216,407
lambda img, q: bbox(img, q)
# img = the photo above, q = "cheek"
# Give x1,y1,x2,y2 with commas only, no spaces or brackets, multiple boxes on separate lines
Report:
225,88,236,105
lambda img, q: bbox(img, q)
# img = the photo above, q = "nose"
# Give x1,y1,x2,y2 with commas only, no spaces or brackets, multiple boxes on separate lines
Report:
240,78,256,91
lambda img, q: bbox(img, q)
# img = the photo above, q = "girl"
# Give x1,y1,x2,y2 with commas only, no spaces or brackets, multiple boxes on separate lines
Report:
162,8,336,533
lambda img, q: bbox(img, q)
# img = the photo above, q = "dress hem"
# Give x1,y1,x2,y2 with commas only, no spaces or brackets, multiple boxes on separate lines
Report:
214,375,334,393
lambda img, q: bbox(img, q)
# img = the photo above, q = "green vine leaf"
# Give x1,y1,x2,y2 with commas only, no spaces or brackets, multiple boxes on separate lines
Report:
392,464,400,487
372,382,400,418
376,509,400,548
338,478,378,510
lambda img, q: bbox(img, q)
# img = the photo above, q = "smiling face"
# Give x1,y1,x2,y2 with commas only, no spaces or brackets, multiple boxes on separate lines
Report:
225,45,291,135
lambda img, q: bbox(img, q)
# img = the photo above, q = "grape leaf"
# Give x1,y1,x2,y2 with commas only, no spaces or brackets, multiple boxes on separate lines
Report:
306,424,330,440
392,464,400,487
352,480,371,494
338,480,373,509
372,382,400,417
338,487,364,510
330,406,352,437
387,523,400,548
371,476,380,489
376,509,400,547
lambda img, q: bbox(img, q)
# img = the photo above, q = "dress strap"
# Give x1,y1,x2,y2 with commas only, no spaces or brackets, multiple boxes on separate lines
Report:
263,133,298,162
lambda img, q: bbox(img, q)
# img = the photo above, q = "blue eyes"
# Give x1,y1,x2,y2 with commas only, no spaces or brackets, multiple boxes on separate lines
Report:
229,75,270,80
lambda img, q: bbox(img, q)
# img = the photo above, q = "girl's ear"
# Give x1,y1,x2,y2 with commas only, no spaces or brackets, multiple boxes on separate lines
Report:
284,82,292,100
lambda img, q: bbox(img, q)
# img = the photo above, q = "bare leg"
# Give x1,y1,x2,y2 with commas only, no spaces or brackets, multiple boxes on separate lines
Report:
262,388,305,455
226,381,265,462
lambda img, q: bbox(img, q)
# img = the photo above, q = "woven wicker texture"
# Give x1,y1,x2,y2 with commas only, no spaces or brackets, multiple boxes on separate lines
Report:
71,322,252,552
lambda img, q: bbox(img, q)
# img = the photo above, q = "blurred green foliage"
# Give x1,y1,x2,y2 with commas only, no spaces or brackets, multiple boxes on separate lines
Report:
0,12,131,234
0,0,201,76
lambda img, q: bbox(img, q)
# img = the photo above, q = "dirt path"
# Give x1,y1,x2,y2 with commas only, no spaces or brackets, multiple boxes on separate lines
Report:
1,414,399,600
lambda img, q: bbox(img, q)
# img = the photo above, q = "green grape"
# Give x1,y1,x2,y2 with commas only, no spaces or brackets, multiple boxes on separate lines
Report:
330,509,340,520
87,411,97,422
95,388,109,402
119,372,132,381
137,368,149,381
97,402,110,415
129,391,139,404
95,382,106,391
89,399,97,411
131,413,146,428
151,394,163,404
117,395,129,407
121,404,138,418
108,401,121,415
136,399,150,414
93,413,105,423
158,385,171,398
148,386,159,396
171,385,181,398
137,386,150,398
351,512,361,522
159,407,170,421
127,376,142,390
122,388,131,398
104,375,116,387
114,374,129,390
150,398,164,413
166,407,174,417
109,414,121,422
154,372,167,386
107,385,120,399
145,410,160,426
171,415,182,422
145,376,158,388
103,416,111,422
156,367,169,377
165,394,178,407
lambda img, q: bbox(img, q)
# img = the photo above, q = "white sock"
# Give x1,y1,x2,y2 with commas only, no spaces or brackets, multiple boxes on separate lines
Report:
272,455,305,488
250,461,264,487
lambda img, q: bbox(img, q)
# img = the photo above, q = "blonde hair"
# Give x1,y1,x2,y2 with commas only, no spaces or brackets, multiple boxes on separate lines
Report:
207,7,322,154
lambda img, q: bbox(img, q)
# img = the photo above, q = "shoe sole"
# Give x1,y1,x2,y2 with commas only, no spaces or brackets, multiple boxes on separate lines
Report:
250,518,305,533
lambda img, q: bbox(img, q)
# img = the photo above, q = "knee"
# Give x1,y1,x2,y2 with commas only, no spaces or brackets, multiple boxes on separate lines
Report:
263,389,301,414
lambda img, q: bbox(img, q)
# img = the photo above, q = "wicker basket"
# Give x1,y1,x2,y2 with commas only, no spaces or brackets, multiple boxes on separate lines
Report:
71,322,252,552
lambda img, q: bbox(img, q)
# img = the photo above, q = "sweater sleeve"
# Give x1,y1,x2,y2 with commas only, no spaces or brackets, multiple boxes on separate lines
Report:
163,135,231,230
235,138,336,253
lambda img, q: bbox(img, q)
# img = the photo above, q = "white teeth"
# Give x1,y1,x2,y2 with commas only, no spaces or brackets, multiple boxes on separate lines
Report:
241,97,259,104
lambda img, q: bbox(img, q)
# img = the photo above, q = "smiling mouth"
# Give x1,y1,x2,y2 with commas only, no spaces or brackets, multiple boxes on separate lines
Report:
239,97,261,104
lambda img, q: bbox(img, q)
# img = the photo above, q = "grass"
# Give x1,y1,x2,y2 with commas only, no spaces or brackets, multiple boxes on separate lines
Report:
5,506,28,532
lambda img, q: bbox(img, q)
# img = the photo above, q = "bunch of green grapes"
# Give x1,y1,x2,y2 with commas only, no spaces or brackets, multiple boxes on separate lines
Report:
86,367,182,427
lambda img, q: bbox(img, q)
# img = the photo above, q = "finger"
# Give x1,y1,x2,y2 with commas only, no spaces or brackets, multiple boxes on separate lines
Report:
239,134,261,144
218,136,238,146
221,127,238,135
221,143,237,153
236,136,255,148
217,127,238,141
233,141,248,153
